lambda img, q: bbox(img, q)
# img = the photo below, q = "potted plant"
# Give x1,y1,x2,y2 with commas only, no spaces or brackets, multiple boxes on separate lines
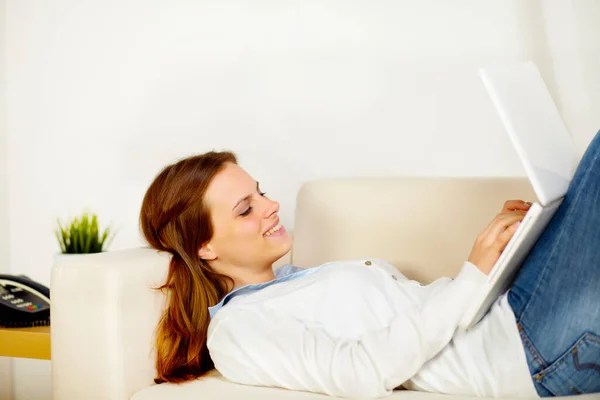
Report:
55,212,116,254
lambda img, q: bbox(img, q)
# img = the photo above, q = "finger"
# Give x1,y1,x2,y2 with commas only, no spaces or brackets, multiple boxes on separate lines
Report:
479,210,526,240
489,212,526,238
478,207,528,244
501,200,532,212
494,220,521,252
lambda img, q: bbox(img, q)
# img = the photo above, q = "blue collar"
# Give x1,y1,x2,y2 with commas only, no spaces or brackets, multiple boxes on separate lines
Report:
208,264,317,319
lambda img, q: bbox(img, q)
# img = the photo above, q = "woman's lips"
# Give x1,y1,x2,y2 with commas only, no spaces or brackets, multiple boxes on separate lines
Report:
264,224,286,237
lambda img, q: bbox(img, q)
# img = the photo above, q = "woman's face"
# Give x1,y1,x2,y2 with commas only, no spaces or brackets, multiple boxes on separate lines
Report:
201,162,292,270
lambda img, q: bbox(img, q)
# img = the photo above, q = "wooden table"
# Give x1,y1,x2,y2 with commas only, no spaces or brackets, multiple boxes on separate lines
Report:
0,326,51,360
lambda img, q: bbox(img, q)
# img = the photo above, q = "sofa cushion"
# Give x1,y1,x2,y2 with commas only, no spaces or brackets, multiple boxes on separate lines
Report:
130,370,539,400
292,177,535,283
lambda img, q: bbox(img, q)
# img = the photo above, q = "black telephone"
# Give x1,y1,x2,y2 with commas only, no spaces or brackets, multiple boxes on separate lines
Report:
0,274,50,328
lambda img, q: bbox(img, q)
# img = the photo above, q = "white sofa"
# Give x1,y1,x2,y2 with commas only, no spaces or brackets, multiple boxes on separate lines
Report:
50,177,600,400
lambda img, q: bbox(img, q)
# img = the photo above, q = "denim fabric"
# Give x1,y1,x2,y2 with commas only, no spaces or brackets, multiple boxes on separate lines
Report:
508,130,600,396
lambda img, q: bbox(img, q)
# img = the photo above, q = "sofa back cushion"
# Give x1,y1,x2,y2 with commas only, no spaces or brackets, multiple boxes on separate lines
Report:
292,177,535,283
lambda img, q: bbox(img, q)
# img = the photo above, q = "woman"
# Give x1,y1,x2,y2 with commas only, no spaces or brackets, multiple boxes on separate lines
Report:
139,131,600,398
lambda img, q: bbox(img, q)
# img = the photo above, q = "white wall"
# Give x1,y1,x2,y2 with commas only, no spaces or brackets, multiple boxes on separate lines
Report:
0,0,7,271
6,0,561,284
0,0,13,398
4,1,599,399
541,0,600,151
571,0,600,141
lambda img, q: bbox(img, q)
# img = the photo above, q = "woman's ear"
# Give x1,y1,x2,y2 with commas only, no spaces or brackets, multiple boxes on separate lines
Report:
198,242,217,261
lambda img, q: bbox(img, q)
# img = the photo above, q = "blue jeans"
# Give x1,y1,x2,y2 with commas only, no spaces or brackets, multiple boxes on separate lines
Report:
508,129,600,396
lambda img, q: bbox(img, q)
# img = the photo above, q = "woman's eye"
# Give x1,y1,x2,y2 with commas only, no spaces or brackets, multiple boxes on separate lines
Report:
240,207,252,217
260,192,267,197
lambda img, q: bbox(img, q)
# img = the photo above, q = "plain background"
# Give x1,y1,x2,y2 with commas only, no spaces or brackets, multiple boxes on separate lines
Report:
0,0,10,398
1,0,599,399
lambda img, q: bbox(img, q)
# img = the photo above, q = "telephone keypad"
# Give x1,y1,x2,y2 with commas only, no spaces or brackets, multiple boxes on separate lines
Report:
0,283,48,313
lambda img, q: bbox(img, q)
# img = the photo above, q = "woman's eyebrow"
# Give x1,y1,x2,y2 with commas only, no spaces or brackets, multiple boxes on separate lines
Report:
232,181,260,211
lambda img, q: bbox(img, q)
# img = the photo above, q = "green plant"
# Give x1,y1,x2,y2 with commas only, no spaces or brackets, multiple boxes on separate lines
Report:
55,212,115,254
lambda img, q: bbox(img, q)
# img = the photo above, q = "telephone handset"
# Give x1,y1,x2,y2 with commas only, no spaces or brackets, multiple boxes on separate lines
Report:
0,274,50,328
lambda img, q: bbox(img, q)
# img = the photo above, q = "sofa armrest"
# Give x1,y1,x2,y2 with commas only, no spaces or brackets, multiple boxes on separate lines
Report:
50,248,170,400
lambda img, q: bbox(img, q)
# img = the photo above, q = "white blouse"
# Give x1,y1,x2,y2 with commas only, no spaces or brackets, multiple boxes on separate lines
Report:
207,259,538,398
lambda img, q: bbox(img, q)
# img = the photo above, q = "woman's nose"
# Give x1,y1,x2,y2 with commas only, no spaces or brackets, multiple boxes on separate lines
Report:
263,198,280,218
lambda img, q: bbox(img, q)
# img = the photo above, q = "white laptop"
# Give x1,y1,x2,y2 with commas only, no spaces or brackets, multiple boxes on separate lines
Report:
458,61,579,331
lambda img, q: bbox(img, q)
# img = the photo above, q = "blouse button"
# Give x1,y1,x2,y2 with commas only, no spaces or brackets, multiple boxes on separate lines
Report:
392,275,398,280
364,260,372,266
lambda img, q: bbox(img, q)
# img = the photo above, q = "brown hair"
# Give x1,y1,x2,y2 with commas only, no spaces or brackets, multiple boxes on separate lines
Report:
140,151,236,384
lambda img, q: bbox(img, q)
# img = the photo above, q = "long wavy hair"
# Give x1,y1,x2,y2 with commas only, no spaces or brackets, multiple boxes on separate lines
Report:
140,151,236,384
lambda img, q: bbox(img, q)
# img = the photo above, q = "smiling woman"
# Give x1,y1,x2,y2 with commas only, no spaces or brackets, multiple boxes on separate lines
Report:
139,133,600,397
139,151,292,384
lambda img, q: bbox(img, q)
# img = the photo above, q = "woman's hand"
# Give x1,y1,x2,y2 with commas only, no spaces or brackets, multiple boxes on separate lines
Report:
500,199,532,213
467,200,532,275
